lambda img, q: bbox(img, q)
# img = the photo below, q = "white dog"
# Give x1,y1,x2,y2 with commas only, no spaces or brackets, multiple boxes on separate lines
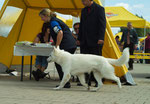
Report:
47,47,129,91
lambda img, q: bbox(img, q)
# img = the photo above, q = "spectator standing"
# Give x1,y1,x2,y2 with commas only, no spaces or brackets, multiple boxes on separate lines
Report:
78,0,106,86
145,32,150,64
120,22,138,70
139,40,144,63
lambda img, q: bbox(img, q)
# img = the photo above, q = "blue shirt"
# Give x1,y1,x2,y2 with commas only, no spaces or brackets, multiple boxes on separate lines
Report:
49,17,76,50
50,21,62,34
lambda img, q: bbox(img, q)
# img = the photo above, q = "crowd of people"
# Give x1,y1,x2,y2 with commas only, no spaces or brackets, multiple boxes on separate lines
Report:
31,0,150,88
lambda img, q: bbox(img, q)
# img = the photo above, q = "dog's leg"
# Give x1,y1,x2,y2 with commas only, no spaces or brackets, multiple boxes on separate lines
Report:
77,74,89,90
102,66,122,89
104,75,122,89
91,71,103,92
53,72,71,90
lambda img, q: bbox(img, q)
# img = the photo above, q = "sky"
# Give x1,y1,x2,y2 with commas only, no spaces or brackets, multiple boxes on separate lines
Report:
0,0,4,9
105,0,150,22
0,0,150,34
105,0,150,34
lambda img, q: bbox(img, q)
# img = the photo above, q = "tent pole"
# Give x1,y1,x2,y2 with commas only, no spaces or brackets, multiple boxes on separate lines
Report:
46,0,53,9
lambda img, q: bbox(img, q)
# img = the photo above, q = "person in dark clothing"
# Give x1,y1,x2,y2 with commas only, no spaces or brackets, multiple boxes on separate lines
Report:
120,22,138,70
72,22,80,41
77,0,106,87
115,36,120,45
115,35,122,51
145,32,150,64
39,8,77,88
32,23,50,81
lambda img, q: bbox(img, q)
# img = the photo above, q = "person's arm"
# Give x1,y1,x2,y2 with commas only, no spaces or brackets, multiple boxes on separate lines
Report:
56,30,63,47
134,30,138,44
97,6,106,44
77,9,84,45
50,21,63,48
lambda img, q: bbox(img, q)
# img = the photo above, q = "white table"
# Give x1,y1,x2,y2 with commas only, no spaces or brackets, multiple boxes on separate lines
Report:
14,43,54,81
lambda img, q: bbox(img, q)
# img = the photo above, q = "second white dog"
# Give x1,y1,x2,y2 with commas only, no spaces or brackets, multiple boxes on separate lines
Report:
47,47,129,91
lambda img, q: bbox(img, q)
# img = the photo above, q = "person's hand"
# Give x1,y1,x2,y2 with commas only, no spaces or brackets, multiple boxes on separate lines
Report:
76,40,80,45
97,40,104,44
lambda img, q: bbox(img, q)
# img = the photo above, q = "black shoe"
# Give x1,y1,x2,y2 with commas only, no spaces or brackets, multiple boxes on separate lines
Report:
32,71,39,81
145,77,150,79
77,82,82,86
64,83,71,88
40,72,49,78
123,82,133,85
56,83,71,88
123,82,137,86
36,69,48,79
128,68,133,70
87,81,91,86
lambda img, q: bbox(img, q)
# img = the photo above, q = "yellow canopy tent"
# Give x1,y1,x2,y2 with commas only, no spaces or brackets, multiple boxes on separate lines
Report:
139,37,147,42
0,0,134,84
105,6,150,28
57,16,72,28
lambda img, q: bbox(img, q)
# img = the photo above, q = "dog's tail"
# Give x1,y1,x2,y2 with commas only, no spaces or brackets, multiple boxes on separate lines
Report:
106,48,129,66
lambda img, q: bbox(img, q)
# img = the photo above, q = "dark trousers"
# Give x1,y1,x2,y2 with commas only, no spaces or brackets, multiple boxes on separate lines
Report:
123,43,135,69
55,48,76,84
145,49,150,64
80,45,103,85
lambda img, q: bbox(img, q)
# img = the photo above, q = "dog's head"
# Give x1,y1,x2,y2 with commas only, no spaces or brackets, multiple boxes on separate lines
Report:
47,46,60,63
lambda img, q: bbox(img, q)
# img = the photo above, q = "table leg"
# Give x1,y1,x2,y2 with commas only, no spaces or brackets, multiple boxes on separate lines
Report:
30,56,33,80
21,56,24,81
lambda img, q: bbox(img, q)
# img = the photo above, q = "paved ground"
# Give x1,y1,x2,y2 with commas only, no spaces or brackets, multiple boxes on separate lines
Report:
0,63,150,104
